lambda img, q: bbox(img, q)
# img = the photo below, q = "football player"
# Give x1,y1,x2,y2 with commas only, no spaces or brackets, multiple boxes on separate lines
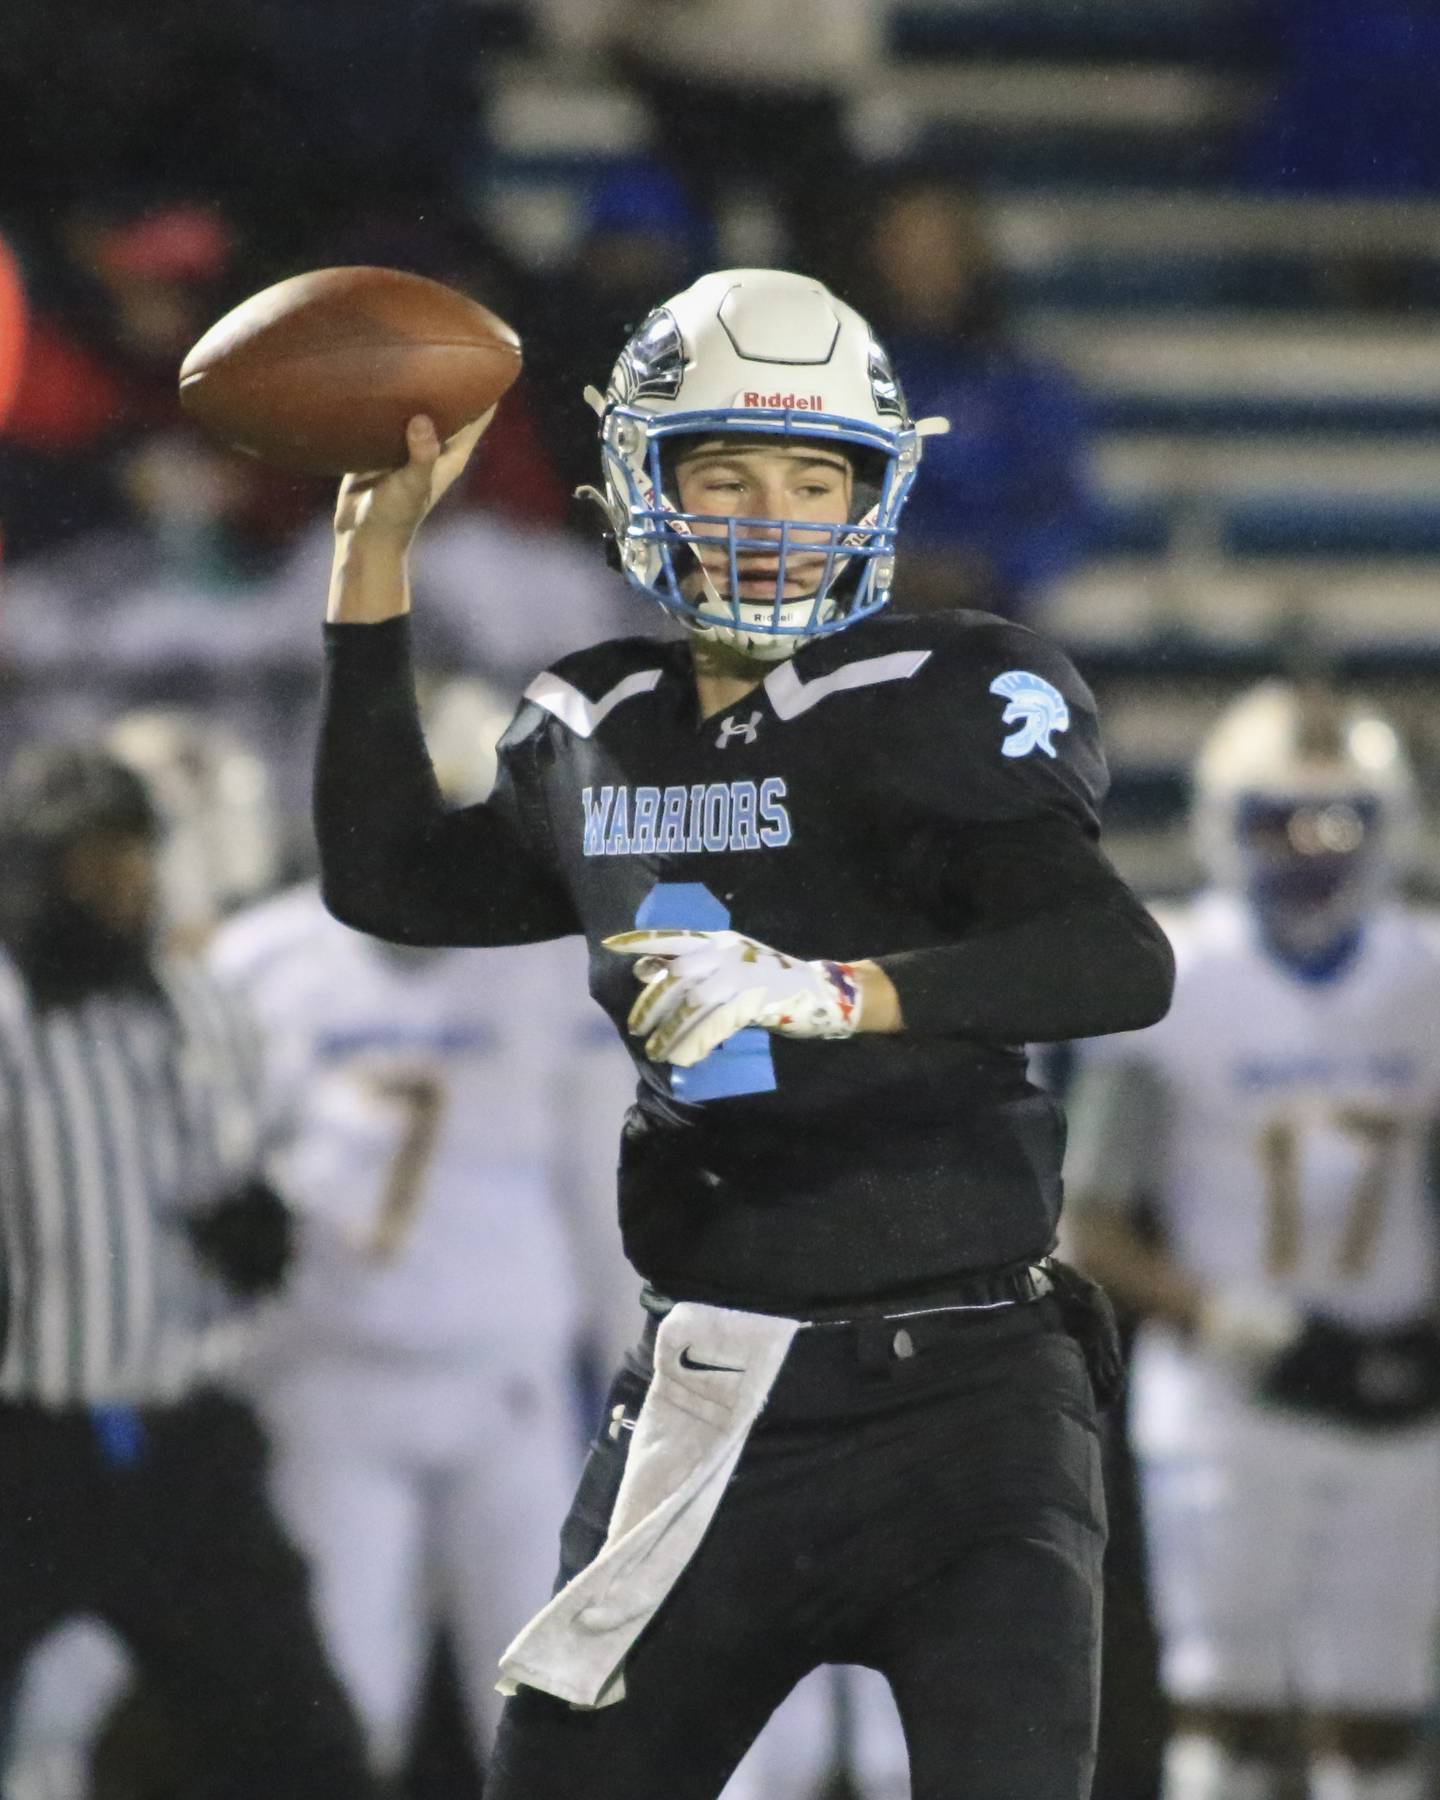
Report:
313,267,1175,1800
1065,681,1440,1800
208,678,639,1782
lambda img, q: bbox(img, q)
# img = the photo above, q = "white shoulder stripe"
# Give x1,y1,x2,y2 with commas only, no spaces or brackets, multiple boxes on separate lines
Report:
764,649,932,721
524,668,663,738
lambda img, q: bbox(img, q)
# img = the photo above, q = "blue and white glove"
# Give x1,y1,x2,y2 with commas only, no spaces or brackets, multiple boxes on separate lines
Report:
603,929,862,1068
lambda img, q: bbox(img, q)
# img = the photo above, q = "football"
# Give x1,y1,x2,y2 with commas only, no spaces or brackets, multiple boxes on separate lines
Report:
178,266,522,475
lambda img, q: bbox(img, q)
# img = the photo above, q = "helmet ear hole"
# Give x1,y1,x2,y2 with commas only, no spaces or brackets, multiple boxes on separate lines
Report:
849,448,886,524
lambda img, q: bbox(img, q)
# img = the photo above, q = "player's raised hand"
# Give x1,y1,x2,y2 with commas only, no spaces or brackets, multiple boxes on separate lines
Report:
334,409,494,543
604,928,862,1067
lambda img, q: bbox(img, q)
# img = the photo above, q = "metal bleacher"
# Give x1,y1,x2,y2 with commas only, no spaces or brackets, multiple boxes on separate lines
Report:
474,0,1440,890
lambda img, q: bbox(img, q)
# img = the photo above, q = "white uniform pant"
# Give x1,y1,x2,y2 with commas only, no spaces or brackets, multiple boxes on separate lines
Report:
259,1343,580,1774
1140,1404,1440,1713
723,1664,911,1800
4,1618,130,1800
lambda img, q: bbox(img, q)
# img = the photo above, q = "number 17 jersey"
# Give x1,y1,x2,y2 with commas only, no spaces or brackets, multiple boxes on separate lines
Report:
1087,891,1440,1330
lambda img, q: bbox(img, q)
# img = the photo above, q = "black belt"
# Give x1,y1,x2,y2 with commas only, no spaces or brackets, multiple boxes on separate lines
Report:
641,1259,1055,1330
639,1261,1056,1377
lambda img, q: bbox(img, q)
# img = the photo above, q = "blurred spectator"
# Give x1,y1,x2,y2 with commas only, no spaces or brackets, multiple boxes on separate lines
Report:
0,422,345,885
859,177,1097,620
604,0,879,290
0,414,630,846
0,199,255,562
1241,0,1440,195
0,196,566,569
0,740,375,1800
0,423,327,779
526,165,710,501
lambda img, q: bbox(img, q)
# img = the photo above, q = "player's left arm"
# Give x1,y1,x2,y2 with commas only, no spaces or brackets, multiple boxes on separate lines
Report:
606,626,1173,1065
867,625,1174,1043
872,814,1174,1043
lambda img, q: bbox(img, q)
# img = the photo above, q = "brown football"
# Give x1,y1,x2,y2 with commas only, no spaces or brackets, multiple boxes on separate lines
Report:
178,266,522,475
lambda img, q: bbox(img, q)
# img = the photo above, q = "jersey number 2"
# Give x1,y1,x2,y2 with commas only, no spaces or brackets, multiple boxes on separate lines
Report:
635,881,777,1102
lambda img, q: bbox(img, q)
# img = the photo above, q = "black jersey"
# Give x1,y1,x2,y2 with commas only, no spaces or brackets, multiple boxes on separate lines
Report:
316,608,1173,1312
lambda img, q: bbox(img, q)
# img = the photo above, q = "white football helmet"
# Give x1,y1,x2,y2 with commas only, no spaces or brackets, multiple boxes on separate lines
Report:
107,710,280,943
1192,680,1418,954
582,267,948,661
417,674,516,805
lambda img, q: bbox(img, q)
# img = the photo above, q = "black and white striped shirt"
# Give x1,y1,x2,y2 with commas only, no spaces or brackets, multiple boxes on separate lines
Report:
0,950,268,1407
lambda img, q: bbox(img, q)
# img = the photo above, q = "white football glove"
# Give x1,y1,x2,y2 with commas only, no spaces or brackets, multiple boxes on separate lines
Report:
603,928,862,1069
1196,1287,1305,1365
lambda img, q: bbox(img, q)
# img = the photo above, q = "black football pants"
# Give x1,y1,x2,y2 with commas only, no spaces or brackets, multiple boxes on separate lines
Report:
487,1295,1107,1800
0,1388,376,1800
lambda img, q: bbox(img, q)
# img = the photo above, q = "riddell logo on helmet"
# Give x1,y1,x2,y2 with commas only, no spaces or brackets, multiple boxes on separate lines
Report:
736,391,825,410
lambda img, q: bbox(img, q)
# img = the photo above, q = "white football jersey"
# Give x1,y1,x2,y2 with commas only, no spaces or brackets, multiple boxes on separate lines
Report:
1080,892,1440,1329
210,886,634,1357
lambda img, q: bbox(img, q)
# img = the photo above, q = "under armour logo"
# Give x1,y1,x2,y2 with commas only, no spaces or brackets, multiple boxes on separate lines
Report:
989,670,1070,760
716,710,762,749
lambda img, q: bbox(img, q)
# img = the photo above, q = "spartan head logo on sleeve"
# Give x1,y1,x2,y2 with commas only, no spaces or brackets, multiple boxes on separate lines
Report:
989,670,1071,760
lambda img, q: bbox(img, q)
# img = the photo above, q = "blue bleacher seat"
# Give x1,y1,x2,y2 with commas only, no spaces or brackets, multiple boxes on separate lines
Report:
886,1,1270,71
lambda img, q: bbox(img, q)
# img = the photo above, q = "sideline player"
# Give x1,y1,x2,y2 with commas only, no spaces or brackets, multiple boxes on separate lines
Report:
0,717,293,1800
0,742,372,1800
208,678,636,1782
1065,681,1440,1800
313,267,1175,1799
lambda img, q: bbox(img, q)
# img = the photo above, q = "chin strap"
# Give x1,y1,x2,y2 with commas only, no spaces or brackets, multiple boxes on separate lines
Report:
573,483,625,572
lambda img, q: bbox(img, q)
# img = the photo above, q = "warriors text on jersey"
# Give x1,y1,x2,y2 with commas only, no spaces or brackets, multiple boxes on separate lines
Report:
316,609,1173,1312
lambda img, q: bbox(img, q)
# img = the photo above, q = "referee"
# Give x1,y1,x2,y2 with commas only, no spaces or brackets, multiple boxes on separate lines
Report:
0,741,375,1800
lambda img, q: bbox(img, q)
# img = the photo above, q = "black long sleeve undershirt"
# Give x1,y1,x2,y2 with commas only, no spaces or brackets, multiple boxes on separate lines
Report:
877,817,1176,1043
315,616,579,947
315,617,1174,1038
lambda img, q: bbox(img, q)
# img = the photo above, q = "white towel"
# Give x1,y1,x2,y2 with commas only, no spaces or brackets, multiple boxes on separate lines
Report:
497,1300,801,1708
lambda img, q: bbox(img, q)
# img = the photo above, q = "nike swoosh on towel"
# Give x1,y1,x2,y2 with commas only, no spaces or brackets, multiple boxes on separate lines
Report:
678,1346,743,1374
